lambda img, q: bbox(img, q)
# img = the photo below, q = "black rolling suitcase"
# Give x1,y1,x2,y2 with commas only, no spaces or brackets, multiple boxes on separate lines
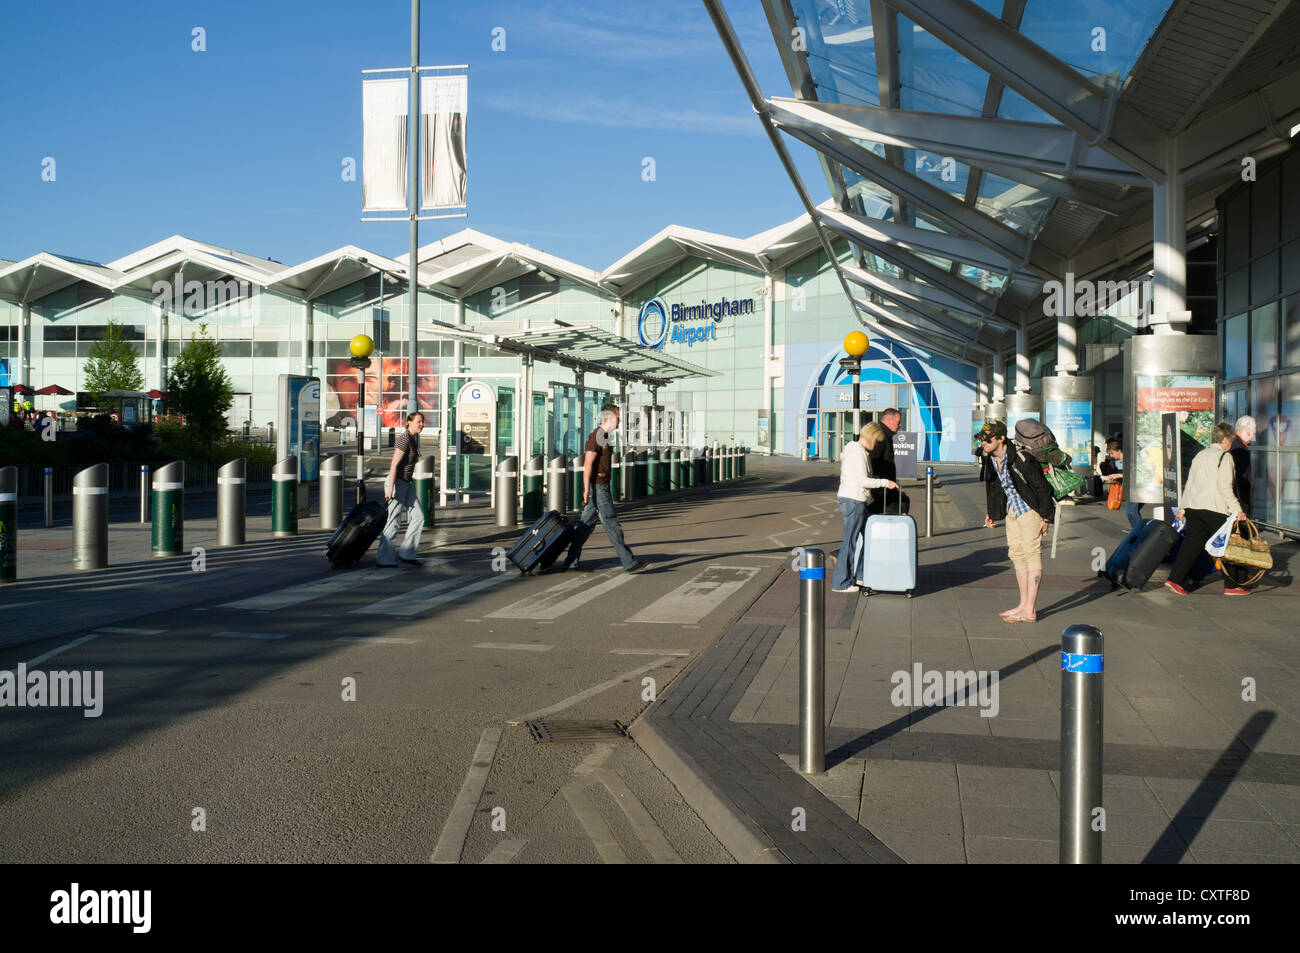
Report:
1104,518,1178,590
327,501,386,568
507,510,573,574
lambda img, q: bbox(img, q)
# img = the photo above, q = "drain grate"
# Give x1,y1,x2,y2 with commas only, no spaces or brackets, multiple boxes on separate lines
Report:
527,719,629,744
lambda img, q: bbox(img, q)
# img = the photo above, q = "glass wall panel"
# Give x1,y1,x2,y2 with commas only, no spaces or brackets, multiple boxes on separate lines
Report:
1223,313,1247,379
1251,450,1276,523
1279,451,1300,528
1251,377,1278,444
1251,303,1278,374
1286,296,1300,368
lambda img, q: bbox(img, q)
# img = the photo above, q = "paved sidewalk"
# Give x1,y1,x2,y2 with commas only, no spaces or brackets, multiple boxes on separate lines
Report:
635,463,1300,863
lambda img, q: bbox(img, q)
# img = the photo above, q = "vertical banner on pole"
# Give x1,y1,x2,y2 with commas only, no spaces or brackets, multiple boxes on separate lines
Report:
361,79,408,212
420,75,467,211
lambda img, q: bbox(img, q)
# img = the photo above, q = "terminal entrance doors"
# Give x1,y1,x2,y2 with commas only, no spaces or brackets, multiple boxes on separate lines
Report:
550,383,611,458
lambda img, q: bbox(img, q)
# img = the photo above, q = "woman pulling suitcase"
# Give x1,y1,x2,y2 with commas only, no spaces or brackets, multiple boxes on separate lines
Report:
832,422,898,593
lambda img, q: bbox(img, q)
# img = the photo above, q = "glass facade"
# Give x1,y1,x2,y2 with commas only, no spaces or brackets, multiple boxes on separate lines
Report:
1216,149,1300,531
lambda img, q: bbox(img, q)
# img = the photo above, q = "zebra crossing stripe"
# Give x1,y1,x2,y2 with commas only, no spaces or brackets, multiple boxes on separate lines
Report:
360,573,509,617
625,565,761,624
221,561,447,611
485,570,635,621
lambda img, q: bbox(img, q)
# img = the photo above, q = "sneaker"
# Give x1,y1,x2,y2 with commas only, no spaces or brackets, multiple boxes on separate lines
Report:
1224,587,1251,596
1164,580,1188,595
831,586,857,593
625,560,649,573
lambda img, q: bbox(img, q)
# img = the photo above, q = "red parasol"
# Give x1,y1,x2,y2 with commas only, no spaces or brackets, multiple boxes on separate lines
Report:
35,384,74,395
146,389,169,399
11,384,34,395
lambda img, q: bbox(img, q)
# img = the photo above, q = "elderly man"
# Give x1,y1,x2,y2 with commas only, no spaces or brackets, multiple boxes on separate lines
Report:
868,407,911,514
1229,415,1256,516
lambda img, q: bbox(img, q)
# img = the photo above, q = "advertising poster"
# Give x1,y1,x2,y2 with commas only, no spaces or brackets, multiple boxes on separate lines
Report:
457,381,495,455
278,375,321,483
325,357,436,430
1133,375,1215,489
1042,400,1092,468
1161,412,1181,523
1006,410,1040,437
0,386,10,427
756,411,769,450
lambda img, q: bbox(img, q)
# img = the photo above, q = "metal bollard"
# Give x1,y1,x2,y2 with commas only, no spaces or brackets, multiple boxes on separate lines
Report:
1060,624,1104,864
72,463,109,571
496,456,518,528
669,448,682,491
44,466,53,528
611,452,622,501
799,548,826,775
571,456,585,511
712,441,720,482
647,449,660,497
633,450,646,497
522,454,544,521
547,455,568,514
217,458,247,546
680,449,691,489
320,455,344,531
272,456,299,537
726,445,735,480
622,450,636,502
139,464,149,523
151,460,184,557
413,457,436,530
926,466,935,539
0,466,16,584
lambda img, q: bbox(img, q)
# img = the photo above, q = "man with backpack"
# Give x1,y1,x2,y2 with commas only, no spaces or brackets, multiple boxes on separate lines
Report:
979,420,1055,622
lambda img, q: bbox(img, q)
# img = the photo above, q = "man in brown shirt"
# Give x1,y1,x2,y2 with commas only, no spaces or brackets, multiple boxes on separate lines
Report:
378,411,427,567
560,404,646,573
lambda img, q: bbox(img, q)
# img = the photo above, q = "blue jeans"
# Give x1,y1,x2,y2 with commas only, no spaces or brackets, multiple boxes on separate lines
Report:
377,479,426,564
1124,502,1144,532
833,497,867,589
564,482,636,570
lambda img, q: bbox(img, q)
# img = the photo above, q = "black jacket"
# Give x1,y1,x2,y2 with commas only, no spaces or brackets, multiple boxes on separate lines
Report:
1229,436,1251,510
868,427,896,482
985,442,1055,523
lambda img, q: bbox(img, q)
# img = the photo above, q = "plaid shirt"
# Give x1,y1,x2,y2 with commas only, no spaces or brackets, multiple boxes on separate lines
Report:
993,450,1032,518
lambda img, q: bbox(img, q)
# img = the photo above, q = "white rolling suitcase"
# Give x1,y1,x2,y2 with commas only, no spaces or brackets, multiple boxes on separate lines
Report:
855,487,918,597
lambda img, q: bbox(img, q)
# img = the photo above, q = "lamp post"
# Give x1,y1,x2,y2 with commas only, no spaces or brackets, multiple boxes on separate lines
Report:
350,334,375,505
839,331,870,440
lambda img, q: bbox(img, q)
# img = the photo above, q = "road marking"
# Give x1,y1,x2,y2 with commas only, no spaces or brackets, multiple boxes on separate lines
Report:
625,565,760,624
96,627,166,635
473,643,553,652
486,570,634,620
563,745,682,864
610,648,691,657
211,631,288,641
361,573,508,617
334,636,422,645
481,839,528,864
507,657,676,725
601,772,683,864
26,633,102,668
563,784,628,864
432,727,503,864
219,565,419,610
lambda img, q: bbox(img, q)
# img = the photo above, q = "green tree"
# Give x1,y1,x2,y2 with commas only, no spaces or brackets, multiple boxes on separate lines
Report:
83,319,144,402
167,323,234,447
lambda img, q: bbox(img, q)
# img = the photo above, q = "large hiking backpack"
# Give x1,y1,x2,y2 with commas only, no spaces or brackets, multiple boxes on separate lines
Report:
1013,421,1083,499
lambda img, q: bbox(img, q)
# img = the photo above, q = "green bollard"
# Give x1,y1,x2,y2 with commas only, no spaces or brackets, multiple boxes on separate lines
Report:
712,445,720,483
151,460,184,556
647,449,660,497
413,457,435,530
726,445,734,480
571,456,584,511
611,454,621,502
522,454,543,522
272,456,299,537
0,466,16,584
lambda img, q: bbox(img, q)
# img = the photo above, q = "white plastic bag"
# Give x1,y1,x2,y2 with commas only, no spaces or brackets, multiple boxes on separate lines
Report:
1205,515,1237,558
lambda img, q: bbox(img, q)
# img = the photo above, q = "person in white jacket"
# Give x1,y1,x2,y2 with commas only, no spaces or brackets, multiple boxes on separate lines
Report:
832,422,898,593
1166,422,1250,596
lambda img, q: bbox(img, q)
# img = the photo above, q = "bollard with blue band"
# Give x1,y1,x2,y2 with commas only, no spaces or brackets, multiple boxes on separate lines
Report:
799,548,826,775
0,467,16,584
925,466,935,538
1060,624,1103,864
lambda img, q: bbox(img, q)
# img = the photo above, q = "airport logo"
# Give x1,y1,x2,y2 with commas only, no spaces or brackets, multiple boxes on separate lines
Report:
637,297,668,350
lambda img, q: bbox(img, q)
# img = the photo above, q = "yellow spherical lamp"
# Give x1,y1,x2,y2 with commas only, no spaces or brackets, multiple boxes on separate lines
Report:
350,334,375,359
843,331,869,359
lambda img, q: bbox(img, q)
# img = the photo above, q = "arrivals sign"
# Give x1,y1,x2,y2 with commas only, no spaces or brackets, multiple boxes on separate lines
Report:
637,295,756,350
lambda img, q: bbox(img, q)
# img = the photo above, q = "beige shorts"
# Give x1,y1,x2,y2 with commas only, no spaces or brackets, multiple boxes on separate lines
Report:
1005,510,1044,573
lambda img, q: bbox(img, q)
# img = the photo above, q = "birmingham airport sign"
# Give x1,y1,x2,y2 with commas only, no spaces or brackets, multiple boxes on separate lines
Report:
637,295,756,350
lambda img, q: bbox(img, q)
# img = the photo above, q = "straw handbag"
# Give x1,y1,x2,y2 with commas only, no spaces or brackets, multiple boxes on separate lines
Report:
1222,517,1272,570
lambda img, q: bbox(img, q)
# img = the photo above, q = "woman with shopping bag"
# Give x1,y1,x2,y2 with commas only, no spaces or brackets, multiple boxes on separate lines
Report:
1165,422,1251,596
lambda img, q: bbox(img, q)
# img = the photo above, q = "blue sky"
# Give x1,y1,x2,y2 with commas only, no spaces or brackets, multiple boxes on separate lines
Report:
0,0,827,270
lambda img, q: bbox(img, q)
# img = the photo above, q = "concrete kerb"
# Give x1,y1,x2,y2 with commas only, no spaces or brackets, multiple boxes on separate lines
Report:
627,715,785,864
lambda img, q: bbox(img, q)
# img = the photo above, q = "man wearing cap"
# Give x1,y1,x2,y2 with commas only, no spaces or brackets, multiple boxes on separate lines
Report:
978,420,1056,622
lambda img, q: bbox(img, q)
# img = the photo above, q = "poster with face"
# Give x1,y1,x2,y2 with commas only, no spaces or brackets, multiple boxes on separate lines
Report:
325,358,437,429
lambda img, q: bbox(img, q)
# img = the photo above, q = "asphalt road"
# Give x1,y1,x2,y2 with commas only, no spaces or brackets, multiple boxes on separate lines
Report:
0,459,842,863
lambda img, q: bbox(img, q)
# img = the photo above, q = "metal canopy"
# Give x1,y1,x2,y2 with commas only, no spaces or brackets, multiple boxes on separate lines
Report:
422,321,719,387
265,246,407,300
